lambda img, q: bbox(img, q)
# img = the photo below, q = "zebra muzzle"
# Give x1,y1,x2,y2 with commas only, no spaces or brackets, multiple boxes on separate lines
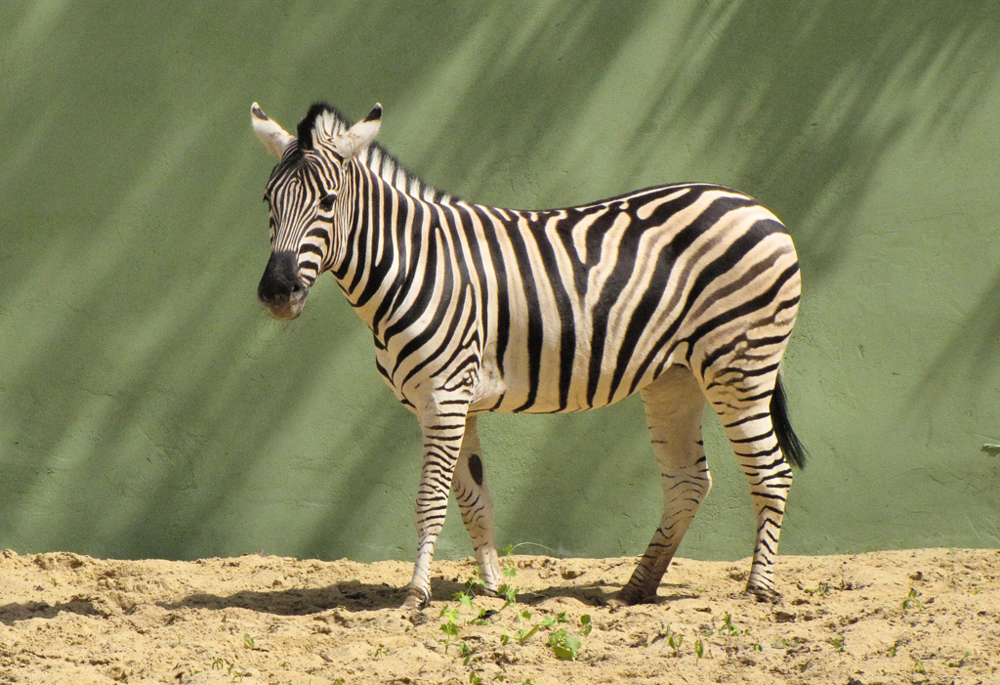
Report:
258,250,308,320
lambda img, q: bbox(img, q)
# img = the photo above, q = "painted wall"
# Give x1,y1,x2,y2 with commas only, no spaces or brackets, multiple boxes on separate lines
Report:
1,1,998,564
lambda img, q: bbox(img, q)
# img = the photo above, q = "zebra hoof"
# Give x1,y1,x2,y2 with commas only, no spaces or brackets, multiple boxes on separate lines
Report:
475,586,499,599
401,588,430,611
745,584,781,604
606,587,649,610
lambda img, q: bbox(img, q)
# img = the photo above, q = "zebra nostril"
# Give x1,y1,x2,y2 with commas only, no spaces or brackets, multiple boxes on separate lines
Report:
288,280,307,300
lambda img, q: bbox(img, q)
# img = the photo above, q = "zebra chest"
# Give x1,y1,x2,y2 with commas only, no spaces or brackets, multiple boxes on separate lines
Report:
371,336,505,413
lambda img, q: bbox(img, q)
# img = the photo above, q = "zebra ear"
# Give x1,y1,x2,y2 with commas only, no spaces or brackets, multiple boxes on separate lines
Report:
252,103,295,159
333,104,382,159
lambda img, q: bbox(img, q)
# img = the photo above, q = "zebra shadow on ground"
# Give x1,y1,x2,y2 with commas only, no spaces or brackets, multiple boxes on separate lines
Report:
159,579,700,615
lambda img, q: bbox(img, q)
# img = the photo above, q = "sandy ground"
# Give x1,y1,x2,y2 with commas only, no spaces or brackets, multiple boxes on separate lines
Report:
0,548,998,684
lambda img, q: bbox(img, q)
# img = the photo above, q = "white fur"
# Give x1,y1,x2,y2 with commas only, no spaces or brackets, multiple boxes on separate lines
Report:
251,103,294,159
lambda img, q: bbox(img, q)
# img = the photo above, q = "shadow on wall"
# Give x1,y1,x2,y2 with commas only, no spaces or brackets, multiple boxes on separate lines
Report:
0,1,997,560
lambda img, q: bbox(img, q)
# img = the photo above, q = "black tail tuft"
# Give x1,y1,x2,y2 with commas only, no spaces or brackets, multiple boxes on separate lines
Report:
771,375,807,469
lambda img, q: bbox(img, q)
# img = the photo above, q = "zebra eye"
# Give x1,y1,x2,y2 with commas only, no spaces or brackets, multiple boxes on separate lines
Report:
318,193,337,211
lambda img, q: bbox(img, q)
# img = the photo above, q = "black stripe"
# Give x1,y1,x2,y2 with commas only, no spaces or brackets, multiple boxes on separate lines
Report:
692,264,800,375
527,215,577,410
506,221,544,411
478,208,511,379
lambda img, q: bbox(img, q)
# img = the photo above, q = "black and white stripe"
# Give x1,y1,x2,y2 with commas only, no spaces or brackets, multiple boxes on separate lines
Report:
252,102,805,609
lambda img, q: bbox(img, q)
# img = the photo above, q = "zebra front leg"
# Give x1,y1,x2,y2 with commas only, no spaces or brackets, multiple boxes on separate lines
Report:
403,405,469,610
611,367,711,607
451,414,502,596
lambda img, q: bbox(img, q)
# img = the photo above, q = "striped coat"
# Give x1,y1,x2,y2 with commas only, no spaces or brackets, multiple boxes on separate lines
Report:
252,102,804,609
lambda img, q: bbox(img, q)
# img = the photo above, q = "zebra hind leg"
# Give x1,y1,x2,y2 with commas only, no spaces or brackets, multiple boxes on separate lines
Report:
713,375,797,602
451,415,502,596
610,366,711,607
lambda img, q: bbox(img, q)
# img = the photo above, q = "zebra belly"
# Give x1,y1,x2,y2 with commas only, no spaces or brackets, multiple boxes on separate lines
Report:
477,336,690,415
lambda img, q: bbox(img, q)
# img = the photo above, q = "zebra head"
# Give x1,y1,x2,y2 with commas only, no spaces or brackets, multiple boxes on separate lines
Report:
251,101,382,319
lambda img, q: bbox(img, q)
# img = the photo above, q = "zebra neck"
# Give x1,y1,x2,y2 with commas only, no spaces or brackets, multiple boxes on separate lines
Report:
362,144,454,205
334,174,448,338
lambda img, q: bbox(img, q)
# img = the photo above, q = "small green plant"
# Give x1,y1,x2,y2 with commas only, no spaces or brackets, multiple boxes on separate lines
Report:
773,637,804,652
439,602,462,653
832,637,846,653
718,613,750,637
580,614,593,636
457,591,475,610
548,628,582,660
458,641,476,666
947,652,970,668
500,545,519,578
211,657,250,682
511,609,562,645
243,634,255,650
487,546,521,617
902,588,922,610
667,632,684,657
802,582,830,597
694,639,708,659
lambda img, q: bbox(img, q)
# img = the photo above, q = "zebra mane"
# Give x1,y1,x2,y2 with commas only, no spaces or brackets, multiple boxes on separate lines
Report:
297,102,454,204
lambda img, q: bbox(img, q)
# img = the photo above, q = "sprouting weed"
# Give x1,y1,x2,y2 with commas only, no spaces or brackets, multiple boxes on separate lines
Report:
440,603,461,626
500,545,519,580
694,639,708,659
903,588,922,610
497,583,518,606
667,632,684,657
718,613,750,637
456,591,475,611
459,642,475,666
947,652,970,668
774,637,804,652
802,582,830,597
548,628,582,660
439,603,462,653
719,613,737,636
580,614,593,636
514,613,553,645
832,637,846,653
465,569,485,591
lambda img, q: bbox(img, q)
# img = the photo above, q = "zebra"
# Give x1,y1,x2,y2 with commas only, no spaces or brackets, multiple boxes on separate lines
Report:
250,101,805,610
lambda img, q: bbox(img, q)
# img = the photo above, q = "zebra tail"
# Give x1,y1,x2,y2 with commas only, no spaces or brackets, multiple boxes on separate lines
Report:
771,374,807,470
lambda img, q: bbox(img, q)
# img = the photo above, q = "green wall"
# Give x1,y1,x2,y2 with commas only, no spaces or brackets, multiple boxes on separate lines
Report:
2,1,998,564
